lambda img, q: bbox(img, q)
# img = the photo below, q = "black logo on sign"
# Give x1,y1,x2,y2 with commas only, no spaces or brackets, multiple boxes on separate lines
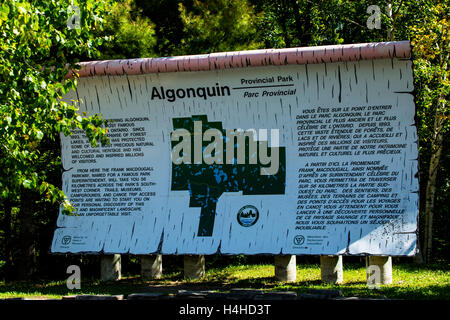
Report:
294,235,305,245
237,205,259,227
62,235,72,245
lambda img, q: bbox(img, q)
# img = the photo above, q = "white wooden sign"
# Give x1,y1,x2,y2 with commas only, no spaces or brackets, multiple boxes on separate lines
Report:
52,42,418,255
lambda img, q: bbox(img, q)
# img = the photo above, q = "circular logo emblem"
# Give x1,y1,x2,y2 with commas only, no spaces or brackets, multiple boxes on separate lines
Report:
62,235,72,245
237,205,259,227
293,235,305,245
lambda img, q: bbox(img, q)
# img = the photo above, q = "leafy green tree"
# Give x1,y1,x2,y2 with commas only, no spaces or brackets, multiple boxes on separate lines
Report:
98,0,157,59
0,0,111,278
176,0,263,55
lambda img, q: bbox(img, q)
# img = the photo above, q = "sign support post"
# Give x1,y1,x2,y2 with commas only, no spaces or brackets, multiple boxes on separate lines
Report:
320,255,343,284
141,255,162,280
274,255,297,282
100,254,121,281
367,256,392,285
184,255,205,279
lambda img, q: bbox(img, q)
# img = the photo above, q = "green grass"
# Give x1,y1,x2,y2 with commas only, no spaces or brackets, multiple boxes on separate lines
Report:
0,263,449,300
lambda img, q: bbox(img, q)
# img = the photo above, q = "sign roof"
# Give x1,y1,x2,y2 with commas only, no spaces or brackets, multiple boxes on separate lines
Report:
69,41,411,78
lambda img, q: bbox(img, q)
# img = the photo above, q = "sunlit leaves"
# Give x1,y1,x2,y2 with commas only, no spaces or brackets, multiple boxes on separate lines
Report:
0,0,112,210
96,0,159,60
0,3,10,24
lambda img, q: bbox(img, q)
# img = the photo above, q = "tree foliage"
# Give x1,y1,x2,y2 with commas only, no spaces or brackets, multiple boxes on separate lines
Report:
0,0,112,278
0,0,111,208
176,0,263,55
98,0,157,59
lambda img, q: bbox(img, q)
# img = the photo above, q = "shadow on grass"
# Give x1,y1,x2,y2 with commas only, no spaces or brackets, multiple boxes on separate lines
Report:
0,263,449,299
0,279,448,300
0,278,148,297
273,281,450,300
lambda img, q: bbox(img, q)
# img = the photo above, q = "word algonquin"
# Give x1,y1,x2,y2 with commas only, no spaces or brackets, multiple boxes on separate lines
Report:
151,84,231,102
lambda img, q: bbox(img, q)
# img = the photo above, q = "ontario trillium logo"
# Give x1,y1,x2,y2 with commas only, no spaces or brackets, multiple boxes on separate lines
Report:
293,235,305,245
237,205,259,227
61,235,72,245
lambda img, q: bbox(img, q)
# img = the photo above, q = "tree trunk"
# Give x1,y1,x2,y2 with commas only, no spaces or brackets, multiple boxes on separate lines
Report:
423,47,447,265
423,102,446,264
17,189,37,279
387,3,393,41
2,199,13,277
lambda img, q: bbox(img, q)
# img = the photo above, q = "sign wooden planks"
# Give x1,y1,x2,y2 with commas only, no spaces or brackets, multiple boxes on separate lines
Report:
51,41,418,256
